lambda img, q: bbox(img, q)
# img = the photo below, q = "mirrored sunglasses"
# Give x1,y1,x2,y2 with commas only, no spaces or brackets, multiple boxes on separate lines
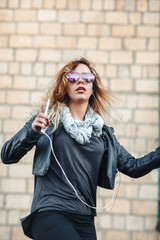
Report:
66,72,95,83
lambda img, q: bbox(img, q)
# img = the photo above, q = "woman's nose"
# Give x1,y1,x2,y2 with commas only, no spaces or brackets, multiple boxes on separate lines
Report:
77,76,84,84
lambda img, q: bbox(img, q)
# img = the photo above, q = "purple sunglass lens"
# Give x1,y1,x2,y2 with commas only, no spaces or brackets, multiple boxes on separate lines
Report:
82,73,95,82
66,72,79,82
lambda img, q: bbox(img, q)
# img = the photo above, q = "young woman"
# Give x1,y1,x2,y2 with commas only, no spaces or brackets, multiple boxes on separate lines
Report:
1,58,160,240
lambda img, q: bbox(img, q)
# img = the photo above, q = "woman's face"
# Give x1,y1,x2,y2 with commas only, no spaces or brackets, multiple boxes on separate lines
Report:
66,64,93,104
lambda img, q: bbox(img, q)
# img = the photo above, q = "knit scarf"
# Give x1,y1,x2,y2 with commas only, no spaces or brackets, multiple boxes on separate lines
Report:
61,105,104,145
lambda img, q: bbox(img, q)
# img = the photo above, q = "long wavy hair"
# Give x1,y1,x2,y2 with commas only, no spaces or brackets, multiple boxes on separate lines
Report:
41,57,116,130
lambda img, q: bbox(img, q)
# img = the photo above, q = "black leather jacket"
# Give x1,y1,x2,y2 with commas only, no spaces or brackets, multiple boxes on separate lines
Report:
1,115,160,190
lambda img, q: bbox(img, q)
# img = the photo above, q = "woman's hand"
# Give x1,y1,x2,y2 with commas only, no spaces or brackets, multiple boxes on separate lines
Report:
32,104,50,133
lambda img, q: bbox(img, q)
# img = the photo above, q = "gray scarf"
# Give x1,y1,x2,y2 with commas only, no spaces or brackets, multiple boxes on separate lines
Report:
61,105,104,144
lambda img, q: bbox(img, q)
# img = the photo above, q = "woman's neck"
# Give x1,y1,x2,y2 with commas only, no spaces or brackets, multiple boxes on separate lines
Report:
68,102,88,121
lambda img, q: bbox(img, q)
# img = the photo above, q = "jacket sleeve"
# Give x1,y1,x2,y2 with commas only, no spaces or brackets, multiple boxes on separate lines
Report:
114,134,160,178
1,115,41,164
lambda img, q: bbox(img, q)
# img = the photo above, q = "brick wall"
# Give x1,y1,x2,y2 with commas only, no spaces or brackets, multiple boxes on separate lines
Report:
0,0,159,239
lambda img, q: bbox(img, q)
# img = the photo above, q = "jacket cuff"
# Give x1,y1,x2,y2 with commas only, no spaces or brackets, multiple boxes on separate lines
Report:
28,127,41,141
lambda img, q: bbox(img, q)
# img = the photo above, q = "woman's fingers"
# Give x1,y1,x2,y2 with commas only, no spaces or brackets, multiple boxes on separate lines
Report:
32,105,50,133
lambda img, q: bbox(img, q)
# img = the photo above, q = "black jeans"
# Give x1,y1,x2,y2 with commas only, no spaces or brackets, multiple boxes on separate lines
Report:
31,210,97,240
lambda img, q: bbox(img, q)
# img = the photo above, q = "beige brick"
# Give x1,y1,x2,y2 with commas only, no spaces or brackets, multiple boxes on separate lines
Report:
136,79,158,93
113,215,125,229
34,36,55,48
68,0,79,9
79,0,91,9
16,49,37,62
125,184,138,198
0,63,8,74
45,63,56,76
92,0,103,10
106,231,130,240
110,52,133,64
36,77,53,90
148,39,159,50
39,49,61,62
135,110,158,123
125,124,137,137
88,24,110,36
0,226,10,240
135,139,146,153
106,65,117,77
9,62,20,75
33,63,44,76
55,0,67,9
94,64,104,76
17,23,38,35
10,35,32,48
0,163,7,177
126,216,143,230
110,78,133,92
20,0,31,8
37,10,56,21
57,36,76,49
0,90,6,103
129,12,141,25
31,91,44,104
32,0,43,8
125,0,136,11
12,106,33,120
112,25,135,37
27,179,34,193
139,185,158,200
149,0,160,11
21,63,32,75
118,65,129,77
0,10,13,21
8,210,21,224
136,52,159,64
62,49,84,62
8,0,19,8
108,199,130,214
0,49,13,61
137,125,158,138
105,12,128,24
98,214,112,229
12,226,28,240
3,120,25,133
64,23,86,36
82,11,104,23
133,200,157,215
9,164,32,178
136,170,158,184
0,0,7,7
40,23,62,35
137,26,159,37
124,38,146,50
0,195,4,208
0,210,7,224
0,105,10,118
5,194,31,209
138,95,158,108
0,23,15,35
145,216,157,231
132,232,158,240
143,13,159,25
44,0,55,8
131,65,141,77
86,50,109,64
0,76,12,88
0,36,8,47
7,90,29,104
78,37,97,49
58,10,80,22
148,66,159,78
13,76,36,90
99,38,122,50
14,10,36,21
1,179,26,193
137,0,148,11
104,0,115,10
